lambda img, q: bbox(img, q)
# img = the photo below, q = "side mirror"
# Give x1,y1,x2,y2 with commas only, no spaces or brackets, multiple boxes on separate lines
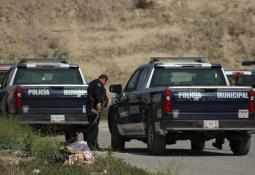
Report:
109,84,122,94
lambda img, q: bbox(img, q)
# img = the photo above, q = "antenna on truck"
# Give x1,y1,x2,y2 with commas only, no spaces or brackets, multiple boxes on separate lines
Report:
149,57,205,63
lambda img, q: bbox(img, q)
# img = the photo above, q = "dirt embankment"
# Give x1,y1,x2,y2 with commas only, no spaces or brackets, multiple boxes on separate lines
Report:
0,0,255,83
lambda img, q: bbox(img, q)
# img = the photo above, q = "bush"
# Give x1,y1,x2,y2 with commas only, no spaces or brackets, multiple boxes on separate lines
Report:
0,117,34,153
88,153,156,175
31,137,65,163
135,0,153,9
0,117,64,160
18,160,89,175
0,6,3,18
16,153,162,175
100,108,108,120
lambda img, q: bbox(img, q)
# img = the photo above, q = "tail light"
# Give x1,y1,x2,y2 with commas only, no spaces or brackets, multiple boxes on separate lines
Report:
163,89,172,112
15,87,23,109
249,89,255,112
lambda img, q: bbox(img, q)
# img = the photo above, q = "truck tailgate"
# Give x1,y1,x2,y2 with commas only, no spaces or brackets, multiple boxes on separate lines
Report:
170,86,253,120
19,85,87,114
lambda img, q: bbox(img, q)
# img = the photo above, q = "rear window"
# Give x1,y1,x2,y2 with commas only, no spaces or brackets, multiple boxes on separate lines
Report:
0,72,8,84
14,68,83,85
150,68,226,87
227,74,255,87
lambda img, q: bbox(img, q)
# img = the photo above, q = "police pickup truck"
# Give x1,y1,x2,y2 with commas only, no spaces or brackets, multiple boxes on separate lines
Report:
0,59,88,141
108,57,255,155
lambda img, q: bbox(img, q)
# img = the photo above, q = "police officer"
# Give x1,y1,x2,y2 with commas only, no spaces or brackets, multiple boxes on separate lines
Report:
85,74,108,150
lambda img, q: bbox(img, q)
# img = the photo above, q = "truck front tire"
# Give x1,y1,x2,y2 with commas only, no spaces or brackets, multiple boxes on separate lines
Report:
111,119,125,151
146,118,166,155
230,134,251,155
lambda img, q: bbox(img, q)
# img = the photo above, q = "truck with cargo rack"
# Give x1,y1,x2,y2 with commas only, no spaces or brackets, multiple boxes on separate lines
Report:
225,60,255,88
0,59,88,142
108,57,255,155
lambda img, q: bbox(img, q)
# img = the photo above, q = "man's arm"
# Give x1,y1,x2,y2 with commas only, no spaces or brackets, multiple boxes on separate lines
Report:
94,83,105,111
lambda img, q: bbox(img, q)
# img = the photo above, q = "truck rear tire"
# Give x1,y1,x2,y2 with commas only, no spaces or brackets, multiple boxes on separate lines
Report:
111,120,125,151
146,118,166,155
191,139,205,151
230,134,251,155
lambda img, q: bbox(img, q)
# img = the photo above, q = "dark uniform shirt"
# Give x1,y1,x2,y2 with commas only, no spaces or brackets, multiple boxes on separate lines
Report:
87,79,108,110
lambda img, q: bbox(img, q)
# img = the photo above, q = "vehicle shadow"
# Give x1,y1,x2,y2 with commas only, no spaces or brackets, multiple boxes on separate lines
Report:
119,148,234,157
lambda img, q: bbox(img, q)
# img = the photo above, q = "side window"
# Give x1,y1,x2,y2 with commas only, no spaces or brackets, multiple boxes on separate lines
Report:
125,69,141,92
136,68,150,90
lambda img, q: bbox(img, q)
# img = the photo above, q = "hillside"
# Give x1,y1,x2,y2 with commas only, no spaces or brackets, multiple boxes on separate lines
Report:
0,0,255,84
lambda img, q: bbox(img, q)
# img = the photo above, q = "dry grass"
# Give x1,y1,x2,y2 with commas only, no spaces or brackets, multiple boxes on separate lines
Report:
0,0,255,83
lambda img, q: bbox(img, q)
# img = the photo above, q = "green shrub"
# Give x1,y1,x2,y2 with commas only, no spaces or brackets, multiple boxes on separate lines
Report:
0,117,33,152
89,153,155,175
135,0,153,9
31,137,65,163
16,153,163,175
18,160,89,175
100,108,108,120
0,7,3,18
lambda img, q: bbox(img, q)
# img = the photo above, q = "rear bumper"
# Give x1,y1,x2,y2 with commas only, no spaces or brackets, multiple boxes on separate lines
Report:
160,120,255,131
16,113,89,125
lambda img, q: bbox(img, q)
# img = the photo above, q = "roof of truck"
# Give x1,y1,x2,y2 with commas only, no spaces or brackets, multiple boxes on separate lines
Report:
139,57,221,69
17,58,78,68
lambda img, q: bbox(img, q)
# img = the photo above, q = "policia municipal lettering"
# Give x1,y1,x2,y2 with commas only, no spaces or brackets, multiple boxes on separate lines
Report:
85,74,108,150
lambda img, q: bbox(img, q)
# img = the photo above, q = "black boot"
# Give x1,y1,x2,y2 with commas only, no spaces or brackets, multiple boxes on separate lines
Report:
88,142,101,151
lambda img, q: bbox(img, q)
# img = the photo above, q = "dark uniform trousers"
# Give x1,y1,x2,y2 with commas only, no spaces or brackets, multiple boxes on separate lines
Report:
86,108,100,146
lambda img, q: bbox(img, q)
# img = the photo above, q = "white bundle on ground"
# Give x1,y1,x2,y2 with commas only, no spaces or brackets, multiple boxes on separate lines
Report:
64,141,95,165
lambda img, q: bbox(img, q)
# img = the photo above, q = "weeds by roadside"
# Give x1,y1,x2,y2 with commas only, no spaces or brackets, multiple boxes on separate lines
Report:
0,117,34,152
0,117,170,175
30,137,64,163
0,151,168,175
12,153,161,175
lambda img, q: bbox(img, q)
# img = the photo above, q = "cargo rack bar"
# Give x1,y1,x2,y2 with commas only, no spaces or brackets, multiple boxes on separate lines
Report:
149,57,205,63
0,64,15,66
19,58,68,64
242,60,255,66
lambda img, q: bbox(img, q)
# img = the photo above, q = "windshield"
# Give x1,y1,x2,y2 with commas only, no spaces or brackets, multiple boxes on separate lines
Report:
227,74,255,87
150,68,226,87
14,68,83,85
